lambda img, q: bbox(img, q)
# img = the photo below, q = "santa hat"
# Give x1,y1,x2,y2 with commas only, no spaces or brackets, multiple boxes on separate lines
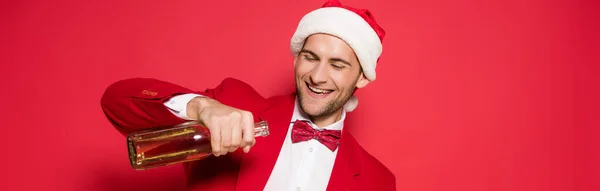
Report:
290,0,385,112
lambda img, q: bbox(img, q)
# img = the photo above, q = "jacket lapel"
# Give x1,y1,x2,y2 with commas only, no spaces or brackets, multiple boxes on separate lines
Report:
235,94,295,191
326,126,361,191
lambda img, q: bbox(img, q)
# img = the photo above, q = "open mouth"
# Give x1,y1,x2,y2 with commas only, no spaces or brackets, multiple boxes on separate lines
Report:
305,82,333,95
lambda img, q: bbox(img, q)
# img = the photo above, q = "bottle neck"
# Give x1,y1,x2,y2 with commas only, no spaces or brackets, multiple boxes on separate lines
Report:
254,121,270,137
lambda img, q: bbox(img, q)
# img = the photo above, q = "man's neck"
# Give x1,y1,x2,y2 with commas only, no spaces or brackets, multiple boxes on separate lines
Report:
309,109,343,128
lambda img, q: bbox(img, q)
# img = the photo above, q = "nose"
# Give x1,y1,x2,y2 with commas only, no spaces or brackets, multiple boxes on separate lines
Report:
309,62,328,84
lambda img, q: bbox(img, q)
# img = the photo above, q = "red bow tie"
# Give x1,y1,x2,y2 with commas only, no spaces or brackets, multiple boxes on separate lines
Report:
291,119,342,151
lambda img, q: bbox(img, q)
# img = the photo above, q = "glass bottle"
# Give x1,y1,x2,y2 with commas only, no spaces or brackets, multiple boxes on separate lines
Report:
126,121,269,170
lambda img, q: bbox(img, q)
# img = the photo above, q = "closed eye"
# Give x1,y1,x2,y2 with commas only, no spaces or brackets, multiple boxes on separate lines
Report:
332,64,345,69
304,55,317,61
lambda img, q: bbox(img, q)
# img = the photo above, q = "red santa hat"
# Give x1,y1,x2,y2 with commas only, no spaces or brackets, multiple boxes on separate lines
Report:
290,0,386,112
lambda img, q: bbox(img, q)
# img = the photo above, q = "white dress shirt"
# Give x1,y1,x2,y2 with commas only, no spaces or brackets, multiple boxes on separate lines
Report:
163,93,345,191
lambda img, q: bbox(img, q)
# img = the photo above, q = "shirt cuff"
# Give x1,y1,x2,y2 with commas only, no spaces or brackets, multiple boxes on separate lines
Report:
164,93,204,120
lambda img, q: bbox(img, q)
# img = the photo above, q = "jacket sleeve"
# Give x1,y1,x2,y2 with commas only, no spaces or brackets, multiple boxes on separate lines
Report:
100,77,269,136
100,77,211,135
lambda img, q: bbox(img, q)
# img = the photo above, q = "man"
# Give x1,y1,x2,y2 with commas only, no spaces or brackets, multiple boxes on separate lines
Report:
101,0,395,190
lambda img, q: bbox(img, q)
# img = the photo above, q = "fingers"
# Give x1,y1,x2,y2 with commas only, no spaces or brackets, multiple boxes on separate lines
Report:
229,113,242,153
241,111,255,153
220,117,233,156
200,103,255,157
210,122,222,157
243,139,256,153
220,111,245,156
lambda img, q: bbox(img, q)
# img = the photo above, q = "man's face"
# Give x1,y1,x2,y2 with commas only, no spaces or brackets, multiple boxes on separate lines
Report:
294,34,370,119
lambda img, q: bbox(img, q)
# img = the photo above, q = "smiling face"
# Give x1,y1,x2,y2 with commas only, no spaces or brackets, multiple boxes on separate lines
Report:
294,33,370,123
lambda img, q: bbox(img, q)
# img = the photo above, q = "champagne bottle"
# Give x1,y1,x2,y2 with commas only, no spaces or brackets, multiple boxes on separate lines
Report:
126,121,269,170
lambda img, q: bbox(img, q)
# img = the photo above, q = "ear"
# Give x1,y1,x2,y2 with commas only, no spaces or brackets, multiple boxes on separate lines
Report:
355,72,370,88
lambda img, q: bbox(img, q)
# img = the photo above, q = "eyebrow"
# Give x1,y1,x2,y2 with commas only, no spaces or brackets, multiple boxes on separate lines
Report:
299,49,352,67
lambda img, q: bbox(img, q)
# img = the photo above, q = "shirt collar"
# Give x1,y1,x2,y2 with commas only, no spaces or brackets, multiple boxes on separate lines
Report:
290,96,346,131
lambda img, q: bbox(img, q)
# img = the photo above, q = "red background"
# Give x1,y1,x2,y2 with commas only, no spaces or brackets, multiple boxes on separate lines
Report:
0,0,597,190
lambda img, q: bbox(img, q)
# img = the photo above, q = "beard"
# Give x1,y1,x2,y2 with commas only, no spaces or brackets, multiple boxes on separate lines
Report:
295,78,358,119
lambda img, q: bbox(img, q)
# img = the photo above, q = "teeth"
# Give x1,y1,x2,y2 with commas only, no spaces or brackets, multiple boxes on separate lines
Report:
308,85,332,94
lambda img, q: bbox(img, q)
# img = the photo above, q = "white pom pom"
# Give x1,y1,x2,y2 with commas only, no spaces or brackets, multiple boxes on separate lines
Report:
344,95,359,112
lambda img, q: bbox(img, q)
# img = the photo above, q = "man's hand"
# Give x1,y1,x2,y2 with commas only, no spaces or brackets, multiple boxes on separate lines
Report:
186,97,256,157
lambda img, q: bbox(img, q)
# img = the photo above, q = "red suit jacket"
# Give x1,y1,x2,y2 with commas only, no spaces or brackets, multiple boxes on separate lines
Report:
101,77,396,191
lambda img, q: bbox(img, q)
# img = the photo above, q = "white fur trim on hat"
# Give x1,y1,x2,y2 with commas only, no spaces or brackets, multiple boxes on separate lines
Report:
343,95,359,112
290,7,382,81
